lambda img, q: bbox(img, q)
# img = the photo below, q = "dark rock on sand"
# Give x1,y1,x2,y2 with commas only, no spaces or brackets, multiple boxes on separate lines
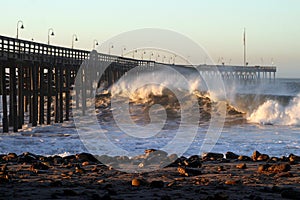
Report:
238,155,252,161
258,164,271,173
269,157,280,162
225,152,239,159
280,156,289,162
30,162,49,171
202,152,224,161
144,149,157,154
236,163,247,169
2,153,18,161
178,166,201,176
258,163,291,173
131,178,147,187
76,152,98,163
289,154,300,163
257,154,270,161
268,163,291,173
18,152,39,163
183,155,202,168
252,150,261,161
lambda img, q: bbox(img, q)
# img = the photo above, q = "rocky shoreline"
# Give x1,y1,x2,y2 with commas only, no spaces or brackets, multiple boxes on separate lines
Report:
1,150,300,200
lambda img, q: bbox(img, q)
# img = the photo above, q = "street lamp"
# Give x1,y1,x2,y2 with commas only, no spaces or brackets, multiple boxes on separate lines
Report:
72,34,78,49
133,49,138,59
141,51,146,60
47,28,55,45
108,42,114,55
16,20,24,39
156,54,160,62
93,40,99,49
150,52,154,61
121,46,126,57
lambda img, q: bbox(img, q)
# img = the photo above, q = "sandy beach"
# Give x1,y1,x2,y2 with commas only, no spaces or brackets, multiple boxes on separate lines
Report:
1,151,300,200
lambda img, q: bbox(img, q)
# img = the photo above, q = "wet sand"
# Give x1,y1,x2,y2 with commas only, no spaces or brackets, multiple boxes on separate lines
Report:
1,151,300,200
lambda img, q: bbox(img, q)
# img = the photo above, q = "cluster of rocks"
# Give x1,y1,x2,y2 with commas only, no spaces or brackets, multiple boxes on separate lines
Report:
0,150,300,199
1,150,299,176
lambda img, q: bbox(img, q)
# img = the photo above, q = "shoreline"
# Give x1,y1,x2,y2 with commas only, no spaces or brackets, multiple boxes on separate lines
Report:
1,150,300,199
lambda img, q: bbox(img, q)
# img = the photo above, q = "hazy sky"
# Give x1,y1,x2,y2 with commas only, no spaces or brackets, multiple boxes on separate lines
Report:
1,0,299,77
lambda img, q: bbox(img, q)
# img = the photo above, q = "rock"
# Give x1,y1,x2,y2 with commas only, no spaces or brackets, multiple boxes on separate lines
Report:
30,162,49,171
3,153,17,161
18,152,39,163
131,178,147,187
280,156,289,162
270,157,280,162
76,152,98,162
165,157,184,168
281,189,300,199
258,164,271,173
289,154,300,163
236,163,247,169
147,150,168,158
150,180,164,188
202,152,224,161
144,149,157,154
257,154,269,161
183,155,202,168
63,155,76,162
252,150,261,161
225,152,239,159
52,156,64,165
268,163,291,173
177,166,201,177
238,155,252,161
258,163,291,173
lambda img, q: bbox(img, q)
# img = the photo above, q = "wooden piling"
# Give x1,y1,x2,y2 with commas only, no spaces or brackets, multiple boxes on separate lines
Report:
1,66,8,132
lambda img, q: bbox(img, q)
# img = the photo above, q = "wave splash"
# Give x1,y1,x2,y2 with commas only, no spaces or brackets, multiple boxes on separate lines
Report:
248,95,300,126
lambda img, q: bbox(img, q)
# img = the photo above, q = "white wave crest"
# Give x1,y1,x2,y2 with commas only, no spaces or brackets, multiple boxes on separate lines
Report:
248,95,300,125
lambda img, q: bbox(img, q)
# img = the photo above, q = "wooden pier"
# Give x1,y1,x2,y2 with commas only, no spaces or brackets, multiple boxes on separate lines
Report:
0,35,276,133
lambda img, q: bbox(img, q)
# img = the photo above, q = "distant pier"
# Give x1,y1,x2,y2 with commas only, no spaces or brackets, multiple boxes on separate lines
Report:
0,35,276,132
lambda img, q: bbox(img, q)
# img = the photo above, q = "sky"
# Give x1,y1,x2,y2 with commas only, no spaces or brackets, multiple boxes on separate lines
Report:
1,0,300,78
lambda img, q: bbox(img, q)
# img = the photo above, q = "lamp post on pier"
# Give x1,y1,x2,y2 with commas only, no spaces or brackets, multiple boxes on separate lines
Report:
121,46,126,57
16,20,24,39
72,34,78,49
108,42,114,55
47,28,55,45
93,40,99,49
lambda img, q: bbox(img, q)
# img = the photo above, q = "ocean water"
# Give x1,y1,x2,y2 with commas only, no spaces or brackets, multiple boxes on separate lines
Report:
0,73,300,158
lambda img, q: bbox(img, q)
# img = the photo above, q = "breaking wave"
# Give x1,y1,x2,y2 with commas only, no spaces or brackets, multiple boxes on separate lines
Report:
248,94,300,126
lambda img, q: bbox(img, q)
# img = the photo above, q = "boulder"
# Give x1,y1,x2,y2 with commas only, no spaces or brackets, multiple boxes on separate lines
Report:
251,150,261,161
202,152,224,161
225,152,239,159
